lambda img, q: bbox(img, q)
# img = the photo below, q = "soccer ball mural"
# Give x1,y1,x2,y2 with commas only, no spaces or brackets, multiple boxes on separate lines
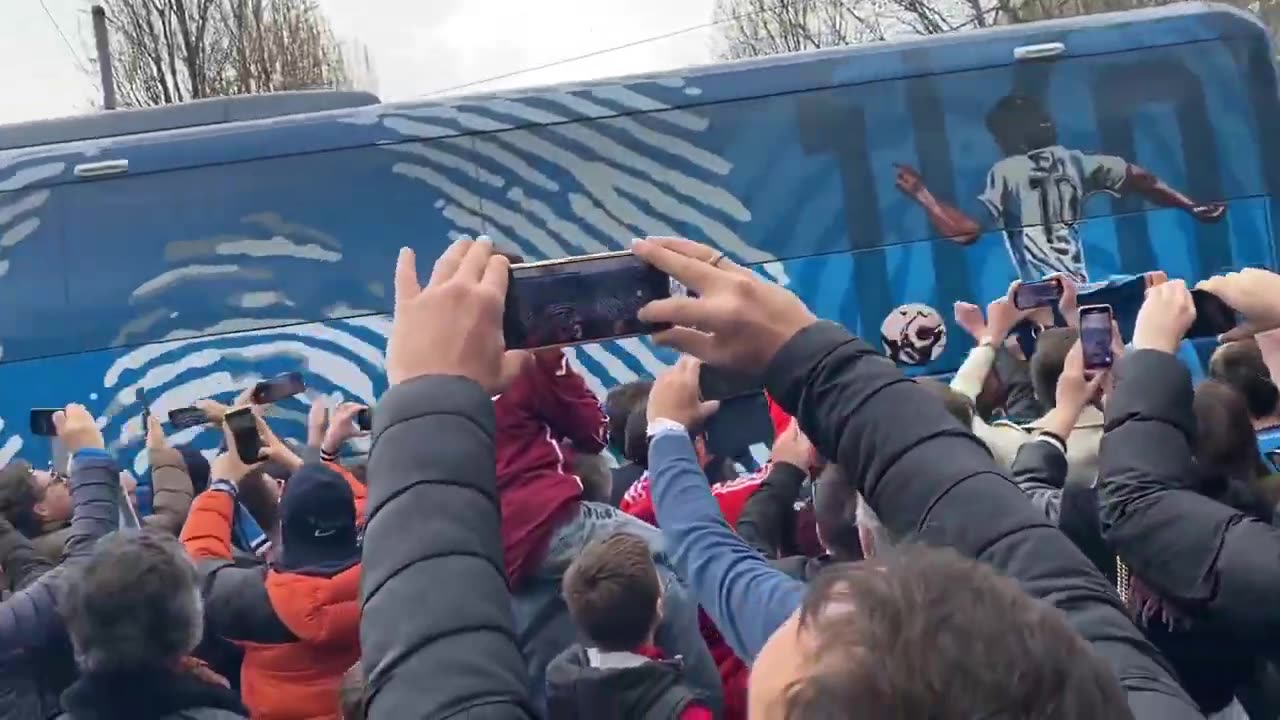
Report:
880,303,947,366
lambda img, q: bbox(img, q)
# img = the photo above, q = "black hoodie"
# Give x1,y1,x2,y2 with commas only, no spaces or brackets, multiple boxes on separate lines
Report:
545,644,699,720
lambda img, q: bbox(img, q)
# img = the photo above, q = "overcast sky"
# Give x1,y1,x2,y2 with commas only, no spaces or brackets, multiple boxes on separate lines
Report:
0,0,721,126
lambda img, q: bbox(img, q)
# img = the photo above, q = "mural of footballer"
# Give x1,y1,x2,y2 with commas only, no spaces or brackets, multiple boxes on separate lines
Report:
894,93,1225,282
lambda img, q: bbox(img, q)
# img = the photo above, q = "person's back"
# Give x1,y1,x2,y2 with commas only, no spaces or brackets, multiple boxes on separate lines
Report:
546,533,710,720
493,348,608,584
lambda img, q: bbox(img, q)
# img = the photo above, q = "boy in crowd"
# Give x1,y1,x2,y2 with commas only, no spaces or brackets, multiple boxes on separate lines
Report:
545,533,712,719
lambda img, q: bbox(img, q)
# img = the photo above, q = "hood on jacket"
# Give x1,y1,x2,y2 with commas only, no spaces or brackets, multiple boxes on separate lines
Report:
546,644,694,720
59,663,246,719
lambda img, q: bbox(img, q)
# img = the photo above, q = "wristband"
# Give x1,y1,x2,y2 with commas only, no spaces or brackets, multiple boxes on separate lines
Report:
1035,430,1068,454
320,448,339,462
210,479,238,498
647,418,687,438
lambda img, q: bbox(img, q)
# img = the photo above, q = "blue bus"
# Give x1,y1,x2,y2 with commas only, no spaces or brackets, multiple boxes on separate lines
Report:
0,3,1276,480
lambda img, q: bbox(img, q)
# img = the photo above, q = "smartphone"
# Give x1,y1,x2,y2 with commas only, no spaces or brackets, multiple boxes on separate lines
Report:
137,388,150,429
1188,289,1238,339
699,365,764,403
168,407,210,430
1078,305,1115,371
252,372,305,405
356,408,372,432
703,393,774,464
224,407,263,465
1013,277,1064,311
29,409,59,437
504,251,676,350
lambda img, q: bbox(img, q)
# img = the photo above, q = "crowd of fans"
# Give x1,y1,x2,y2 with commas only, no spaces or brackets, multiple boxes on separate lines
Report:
5,234,1280,719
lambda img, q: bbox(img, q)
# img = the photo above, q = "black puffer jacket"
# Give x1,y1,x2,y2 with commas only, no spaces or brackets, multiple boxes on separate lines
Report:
361,376,537,719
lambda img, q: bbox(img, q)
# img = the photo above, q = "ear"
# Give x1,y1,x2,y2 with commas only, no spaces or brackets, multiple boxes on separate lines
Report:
32,498,50,521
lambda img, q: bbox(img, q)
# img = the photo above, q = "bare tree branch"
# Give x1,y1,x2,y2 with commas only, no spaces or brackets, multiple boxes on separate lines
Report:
98,0,354,108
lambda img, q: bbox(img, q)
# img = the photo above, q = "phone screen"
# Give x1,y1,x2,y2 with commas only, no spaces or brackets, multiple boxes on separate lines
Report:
137,388,151,428
29,409,59,437
1013,278,1063,311
224,407,262,464
1188,289,1238,339
1079,305,1115,371
699,365,764,403
168,407,210,430
504,252,676,350
356,408,372,432
252,372,305,405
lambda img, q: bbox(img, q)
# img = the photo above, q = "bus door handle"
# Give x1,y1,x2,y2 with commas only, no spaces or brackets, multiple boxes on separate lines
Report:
1014,42,1066,61
73,159,130,179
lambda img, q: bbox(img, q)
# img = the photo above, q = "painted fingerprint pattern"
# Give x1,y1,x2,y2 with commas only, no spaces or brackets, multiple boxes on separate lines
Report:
0,74,780,473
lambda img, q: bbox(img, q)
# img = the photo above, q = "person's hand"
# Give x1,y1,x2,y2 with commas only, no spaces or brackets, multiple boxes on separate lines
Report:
322,402,368,455
257,415,302,473
1057,274,1079,328
894,164,924,197
195,398,230,424
210,417,262,484
633,237,817,372
55,403,104,453
386,237,530,393
1197,268,1280,341
770,419,814,468
1132,279,1196,355
1055,341,1108,413
985,282,1033,342
647,356,720,429
1191,203,1226,223
307,400,328,448
953,302,986,342
145,414,168,451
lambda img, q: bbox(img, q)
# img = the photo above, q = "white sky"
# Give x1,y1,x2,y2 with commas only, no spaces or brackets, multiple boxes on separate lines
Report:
0,0,721,126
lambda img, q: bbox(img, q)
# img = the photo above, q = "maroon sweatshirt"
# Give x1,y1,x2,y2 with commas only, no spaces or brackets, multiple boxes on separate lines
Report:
493,349,608,586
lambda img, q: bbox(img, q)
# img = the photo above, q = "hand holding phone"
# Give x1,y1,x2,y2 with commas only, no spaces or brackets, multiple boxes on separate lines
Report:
1187,289,1238,339
504,251,676,350
1078,305,1115,371
29,409,59,437
251,372,306,405
1013,277,1064,311
224,407,263,465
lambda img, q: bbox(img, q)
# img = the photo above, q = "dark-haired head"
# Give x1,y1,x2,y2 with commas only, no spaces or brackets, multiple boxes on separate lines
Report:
811,464,862,562
1192,380,1273,521
606,380,652,456
748,545,1130,719
1030,327,1080,409
623,399,710,473
986,94,1057,156
1210,339,1280,421
916,378,975,428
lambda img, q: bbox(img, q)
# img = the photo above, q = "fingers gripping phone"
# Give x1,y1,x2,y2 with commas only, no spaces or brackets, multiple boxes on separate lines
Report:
503,251,678,351
168,407,211,430
224,407,263,465
252,372,306,405
1079,305,1115,371
1187,289,1238,339
1013,277,1064,311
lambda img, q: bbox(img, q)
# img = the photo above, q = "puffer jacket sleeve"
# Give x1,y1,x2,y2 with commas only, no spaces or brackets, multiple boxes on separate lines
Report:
1011,438,1067,524
0,519,53,592
0,449,118,658
764,321,1201,720
1100,349,1280,642
734,461,806,558
144,446,195,535
362,375,535,720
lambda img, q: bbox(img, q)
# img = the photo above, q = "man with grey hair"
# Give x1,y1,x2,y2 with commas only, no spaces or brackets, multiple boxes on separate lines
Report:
56,530,247,719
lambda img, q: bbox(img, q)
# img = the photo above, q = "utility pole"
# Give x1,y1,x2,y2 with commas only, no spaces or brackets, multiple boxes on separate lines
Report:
91,4,117,110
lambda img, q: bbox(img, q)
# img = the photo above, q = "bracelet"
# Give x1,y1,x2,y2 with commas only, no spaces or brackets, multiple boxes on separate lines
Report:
1036,430,1068,453
320,448,339,462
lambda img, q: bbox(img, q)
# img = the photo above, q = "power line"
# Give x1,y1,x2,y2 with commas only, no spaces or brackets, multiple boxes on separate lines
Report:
419,0,828,98
37,0,90,74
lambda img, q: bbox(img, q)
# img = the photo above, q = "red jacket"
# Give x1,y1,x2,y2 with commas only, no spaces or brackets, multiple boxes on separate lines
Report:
494,349,608,586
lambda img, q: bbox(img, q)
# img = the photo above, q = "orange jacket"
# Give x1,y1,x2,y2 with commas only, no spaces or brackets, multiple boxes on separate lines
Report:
180,463,363,720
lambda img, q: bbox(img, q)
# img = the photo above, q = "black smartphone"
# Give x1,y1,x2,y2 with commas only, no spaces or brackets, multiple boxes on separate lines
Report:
251,372,305,405
504,251,677,350
224,407,262,465
1013,277,1064,310
168,407,210,430
356,408,372,432
699,365,764,403
703,393,774,464
29,409,59,437
1188,289,1238,339
137,388,150,428
1079,304,1115,371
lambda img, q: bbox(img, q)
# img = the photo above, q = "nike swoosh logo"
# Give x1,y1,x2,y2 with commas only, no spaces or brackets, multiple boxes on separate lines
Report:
314,528,337,538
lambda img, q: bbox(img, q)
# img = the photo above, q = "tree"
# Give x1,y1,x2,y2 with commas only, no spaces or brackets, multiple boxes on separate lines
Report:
98,0,352,108
714,0,1280,59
